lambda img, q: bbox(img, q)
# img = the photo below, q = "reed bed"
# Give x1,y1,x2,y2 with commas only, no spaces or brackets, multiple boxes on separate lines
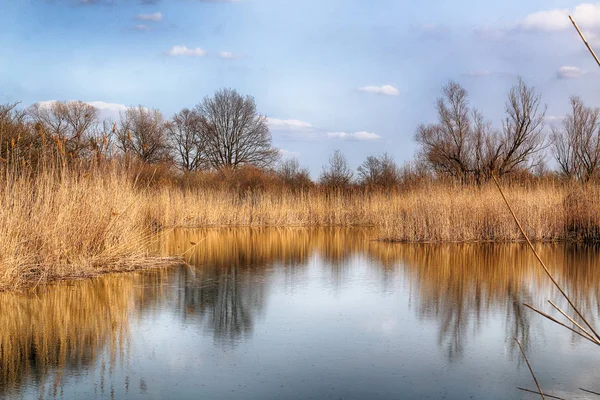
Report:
3,160,600,290
146,181,600,243
0,165,177,291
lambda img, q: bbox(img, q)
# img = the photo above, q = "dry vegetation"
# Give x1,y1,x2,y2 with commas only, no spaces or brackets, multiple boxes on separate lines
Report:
0,164,179,291
4,158,600,290
3,81,600,290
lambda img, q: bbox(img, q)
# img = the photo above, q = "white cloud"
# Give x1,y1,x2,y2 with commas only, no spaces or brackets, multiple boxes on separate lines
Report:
465,70,516,78
135,24,150,31
518,8,571,31
167,45,206,57
135,12,162,22
279,149,301,158
268,117,379,141
218,51,235,59
327,131,381,141
545,115,565,123
557,65,585,79
358,85,400,96
468,69,494,77
267,118,313,131
518,3,600,32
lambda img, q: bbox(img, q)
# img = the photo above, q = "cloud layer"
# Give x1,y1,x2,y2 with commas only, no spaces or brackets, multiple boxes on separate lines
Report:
135,12,162,21
267,117,380,141
557,66,585,79
518,3,600,32
358,85,400,96
327,131,381,141
167,45,206,57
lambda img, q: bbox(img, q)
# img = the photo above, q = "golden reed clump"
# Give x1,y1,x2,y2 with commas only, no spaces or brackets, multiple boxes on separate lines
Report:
0,163,177,291
2,156,600,290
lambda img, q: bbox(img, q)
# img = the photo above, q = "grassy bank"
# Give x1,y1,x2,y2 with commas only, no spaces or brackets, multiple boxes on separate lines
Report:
2,163,600,290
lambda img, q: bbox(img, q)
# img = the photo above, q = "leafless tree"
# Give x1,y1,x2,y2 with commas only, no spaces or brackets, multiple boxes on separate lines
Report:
415,78,547,183
116,106,171,164
414,81,482,182
27,100,99,157
0,102,35,163
167,108,207,171
320,149,353,188
552,96,600,183
276,158,312,189
357,153,401,187
195,88,279,169
496,77,547,176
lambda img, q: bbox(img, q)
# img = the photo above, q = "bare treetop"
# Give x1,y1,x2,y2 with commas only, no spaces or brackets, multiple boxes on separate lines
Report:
415,78,548,183
27,100,99,157
196,88,279,169
552,96,600,183
116,106,172,164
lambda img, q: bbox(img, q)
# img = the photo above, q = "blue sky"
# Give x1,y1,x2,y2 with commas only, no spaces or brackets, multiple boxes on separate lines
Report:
1,0,600,174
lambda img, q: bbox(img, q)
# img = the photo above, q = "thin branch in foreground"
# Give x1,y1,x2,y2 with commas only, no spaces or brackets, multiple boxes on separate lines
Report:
580,387,600,396
523,303,600,345
547,300,600,345
515,338,546,400
517,387,566,400
569,15,600,68
492,174,600,342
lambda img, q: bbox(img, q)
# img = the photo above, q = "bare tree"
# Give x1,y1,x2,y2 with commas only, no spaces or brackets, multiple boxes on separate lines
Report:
167,108,206,171
0,102,36,163
496,77,547,176
195,88,279,169
116,106,171,164
320,149,353,188
415,78,547,183
276,158,312,189
357,153,401,187
27,100,99,157
552,96,600,182
414,81,482,182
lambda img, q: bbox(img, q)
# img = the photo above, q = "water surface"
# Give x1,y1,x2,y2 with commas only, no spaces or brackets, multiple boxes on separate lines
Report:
1,228,599,399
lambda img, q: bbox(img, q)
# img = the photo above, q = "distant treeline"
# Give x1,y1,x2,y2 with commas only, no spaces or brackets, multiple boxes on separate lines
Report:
2,79,599,190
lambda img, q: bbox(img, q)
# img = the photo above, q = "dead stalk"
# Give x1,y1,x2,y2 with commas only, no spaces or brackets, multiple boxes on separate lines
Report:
569,15,600,67
515,338,546,400
517,387,566,400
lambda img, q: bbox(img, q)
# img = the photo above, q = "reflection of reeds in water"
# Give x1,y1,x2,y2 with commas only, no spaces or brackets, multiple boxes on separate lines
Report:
0,270,171,398
4,228,600,396
162,228,600,358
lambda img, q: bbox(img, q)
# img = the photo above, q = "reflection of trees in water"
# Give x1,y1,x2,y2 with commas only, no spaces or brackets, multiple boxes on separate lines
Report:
162,228,600,359
389,243,600,361
4,228,600,397
177,265,268,347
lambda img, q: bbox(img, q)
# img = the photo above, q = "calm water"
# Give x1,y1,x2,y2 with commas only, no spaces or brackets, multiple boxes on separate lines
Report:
1,228,600,400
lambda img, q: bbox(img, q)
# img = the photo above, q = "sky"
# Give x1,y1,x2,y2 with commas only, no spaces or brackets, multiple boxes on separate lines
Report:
1,0,600,174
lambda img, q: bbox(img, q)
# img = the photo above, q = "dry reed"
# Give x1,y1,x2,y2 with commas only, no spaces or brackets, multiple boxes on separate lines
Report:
3,158,600,291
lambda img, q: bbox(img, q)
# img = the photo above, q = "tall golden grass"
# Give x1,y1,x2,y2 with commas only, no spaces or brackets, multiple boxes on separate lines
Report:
0,164,177,291
3,158,600,290
148,180,600,243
